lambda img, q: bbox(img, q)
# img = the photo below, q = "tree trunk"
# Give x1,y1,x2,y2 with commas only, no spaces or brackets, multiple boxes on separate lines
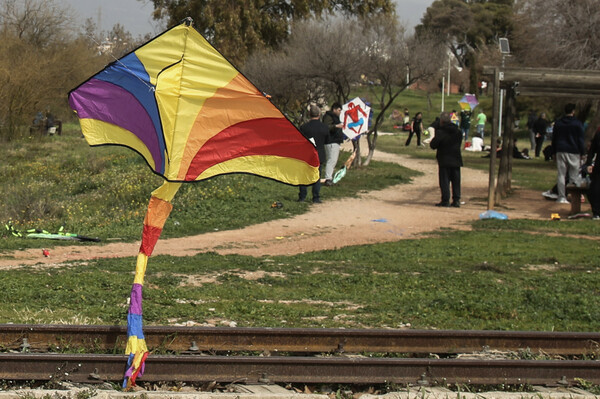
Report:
467,51,478,95
506,91,516,190
363,130,378,166
495,88,516,198
352,139,361,168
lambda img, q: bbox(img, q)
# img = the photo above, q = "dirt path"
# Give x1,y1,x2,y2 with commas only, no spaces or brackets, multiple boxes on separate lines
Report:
0,139,575,269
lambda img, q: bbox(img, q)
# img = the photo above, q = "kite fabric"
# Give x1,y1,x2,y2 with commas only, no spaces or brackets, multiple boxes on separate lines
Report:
68,21,319,185
340,97,371,140
68,19,319,389
458,94,479,111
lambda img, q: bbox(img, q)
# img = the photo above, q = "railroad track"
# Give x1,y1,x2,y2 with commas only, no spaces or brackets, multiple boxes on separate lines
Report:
1,324,599,355
0,325,598,386
0,353,598,385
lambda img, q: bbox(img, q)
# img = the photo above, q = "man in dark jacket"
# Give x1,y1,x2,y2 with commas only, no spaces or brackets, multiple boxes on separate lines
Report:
430,111,463,207
551,103,586,204
584,127,600,219
532,112,548,158
298,105,329,203
322,102,344,186
526,110,537,151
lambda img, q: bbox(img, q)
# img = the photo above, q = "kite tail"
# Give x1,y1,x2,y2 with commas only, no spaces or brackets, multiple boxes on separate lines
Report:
123,181,181,389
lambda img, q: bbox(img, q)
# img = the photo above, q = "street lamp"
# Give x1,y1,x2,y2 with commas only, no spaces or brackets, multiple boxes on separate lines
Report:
497,38,510,137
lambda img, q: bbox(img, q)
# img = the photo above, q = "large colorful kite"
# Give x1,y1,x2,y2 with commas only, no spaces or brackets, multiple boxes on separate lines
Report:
68,19,319,389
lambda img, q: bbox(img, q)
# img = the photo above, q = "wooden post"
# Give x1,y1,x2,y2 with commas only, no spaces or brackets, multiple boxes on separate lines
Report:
506,88,516,189
496,86,516,198
487,68,500,210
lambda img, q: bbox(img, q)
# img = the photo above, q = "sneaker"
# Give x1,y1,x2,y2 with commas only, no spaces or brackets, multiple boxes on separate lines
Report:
324,180,333,187
593,215,600,220
450,202,460,208
435,202,450,207
556,198,570,204
542,190,558,200
312,198,322,204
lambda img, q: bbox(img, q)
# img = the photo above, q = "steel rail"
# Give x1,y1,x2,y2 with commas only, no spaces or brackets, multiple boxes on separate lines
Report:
1,324,599,355
0,353,598,385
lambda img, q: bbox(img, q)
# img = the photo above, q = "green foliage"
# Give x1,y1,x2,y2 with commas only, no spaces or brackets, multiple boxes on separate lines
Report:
417,0,514,68
149,0,395,64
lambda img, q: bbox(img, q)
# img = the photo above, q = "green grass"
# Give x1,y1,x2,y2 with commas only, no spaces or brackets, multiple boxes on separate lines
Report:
0,125,416,251
1,90,598,335
1,227,598,332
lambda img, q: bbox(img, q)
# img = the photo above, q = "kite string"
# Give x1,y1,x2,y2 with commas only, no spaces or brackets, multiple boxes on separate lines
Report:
85,33,156,92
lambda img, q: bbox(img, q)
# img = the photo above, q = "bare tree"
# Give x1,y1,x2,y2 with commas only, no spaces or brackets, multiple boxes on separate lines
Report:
243,17,368,123
0,0,75,47
0,0,102,141
285,17,368,104
361,17,445,165
244,48,329,125
244,16,444,167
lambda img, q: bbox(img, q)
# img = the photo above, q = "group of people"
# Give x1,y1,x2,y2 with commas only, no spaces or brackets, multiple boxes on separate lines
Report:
297,103,345,203
403,108,487,149
418,103,599,217
299,101,600,220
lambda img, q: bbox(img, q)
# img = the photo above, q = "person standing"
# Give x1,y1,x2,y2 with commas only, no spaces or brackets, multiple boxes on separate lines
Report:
584,127,600,219
526,110,537,151
476,110,487,140
460,109,471,142
298,105,328,203
551,103,586,204
533,112,549,158
430,111,463,208
322,102,344,186
405,112,424,147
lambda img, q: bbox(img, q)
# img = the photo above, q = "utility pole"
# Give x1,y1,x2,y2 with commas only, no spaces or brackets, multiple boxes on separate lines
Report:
447,54,451,96
441,76,445,112
498,38,511,137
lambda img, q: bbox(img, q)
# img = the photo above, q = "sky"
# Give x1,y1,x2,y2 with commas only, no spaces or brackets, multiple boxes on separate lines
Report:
62,0,433,38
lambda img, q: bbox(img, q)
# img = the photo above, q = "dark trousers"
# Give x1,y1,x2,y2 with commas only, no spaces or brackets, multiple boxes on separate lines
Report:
534,135,545,157
588,174,600,217
405,130,421,146
438,166,461,204
299,165,322,202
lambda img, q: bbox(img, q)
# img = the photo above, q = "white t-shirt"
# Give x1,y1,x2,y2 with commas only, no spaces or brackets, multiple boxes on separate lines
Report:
466,137,483,151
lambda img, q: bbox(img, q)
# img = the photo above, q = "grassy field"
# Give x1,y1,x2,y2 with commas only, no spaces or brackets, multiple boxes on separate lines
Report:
1,225,598,332
0,124,416,251
1,90,598,336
